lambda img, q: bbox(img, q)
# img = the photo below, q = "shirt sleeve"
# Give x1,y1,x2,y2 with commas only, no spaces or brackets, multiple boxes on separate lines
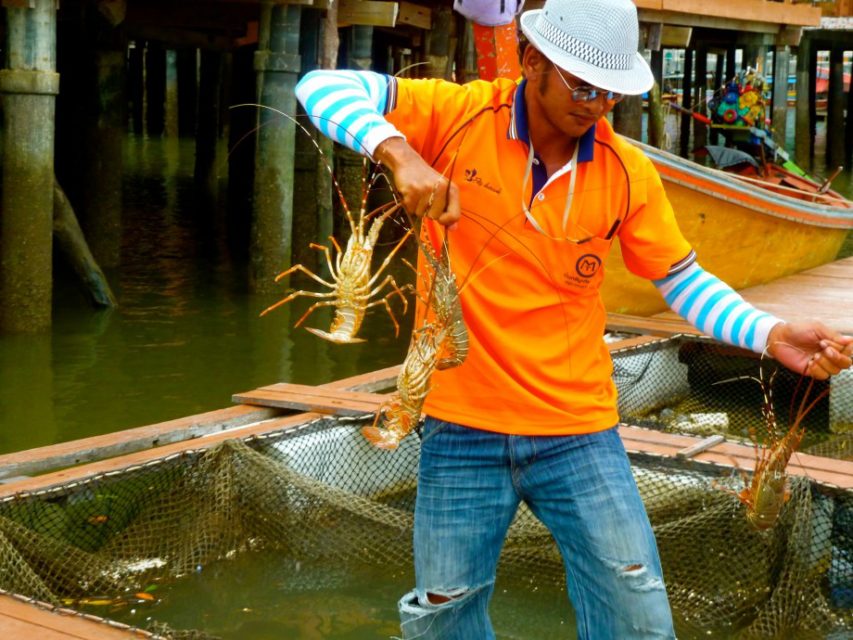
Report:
654,262,783,353
616,152,695,280
294,69,403,157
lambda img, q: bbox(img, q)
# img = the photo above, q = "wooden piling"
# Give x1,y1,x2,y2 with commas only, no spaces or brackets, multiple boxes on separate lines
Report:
771,44,789,146
53,179,117,308
194,50,223,196
647,49,665,149
145,41,166,137
827,45,846,168
0,0,59,333
176,49,198,137
250,3,301,292
692,46,708,151
128,42,144,135
81,17,126,270
225,45,257,260
316,3,338,248
679,48,694,158
708,50,724,146
794,34,813,166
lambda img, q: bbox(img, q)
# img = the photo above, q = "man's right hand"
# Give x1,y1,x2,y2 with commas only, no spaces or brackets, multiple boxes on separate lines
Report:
374,137,461,227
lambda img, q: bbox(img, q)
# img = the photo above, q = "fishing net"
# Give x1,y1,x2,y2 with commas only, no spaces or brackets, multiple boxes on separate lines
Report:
0,335,850,639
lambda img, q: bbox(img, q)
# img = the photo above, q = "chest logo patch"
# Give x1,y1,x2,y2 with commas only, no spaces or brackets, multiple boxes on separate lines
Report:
575,254,602,278
463,168,501,194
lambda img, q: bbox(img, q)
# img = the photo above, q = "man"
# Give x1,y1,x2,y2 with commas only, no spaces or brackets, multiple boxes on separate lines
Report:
295,0,853,637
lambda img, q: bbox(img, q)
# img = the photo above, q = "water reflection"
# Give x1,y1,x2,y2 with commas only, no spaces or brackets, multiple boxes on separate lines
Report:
0,134,409,455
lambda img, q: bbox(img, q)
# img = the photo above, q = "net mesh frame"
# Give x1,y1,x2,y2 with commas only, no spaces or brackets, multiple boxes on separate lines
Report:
0,335,850,639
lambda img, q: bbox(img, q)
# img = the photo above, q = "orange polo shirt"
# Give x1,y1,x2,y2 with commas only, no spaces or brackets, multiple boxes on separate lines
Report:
384,77,693,435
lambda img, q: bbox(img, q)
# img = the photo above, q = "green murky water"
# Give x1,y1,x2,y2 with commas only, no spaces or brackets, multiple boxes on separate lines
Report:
0,115,851,639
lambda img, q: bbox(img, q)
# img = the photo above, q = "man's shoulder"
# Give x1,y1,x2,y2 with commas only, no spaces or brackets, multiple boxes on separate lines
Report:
395,76,517,111
593,119,654,175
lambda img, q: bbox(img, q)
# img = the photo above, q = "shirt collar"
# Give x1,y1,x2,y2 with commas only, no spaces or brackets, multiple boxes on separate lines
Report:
509,79,596,163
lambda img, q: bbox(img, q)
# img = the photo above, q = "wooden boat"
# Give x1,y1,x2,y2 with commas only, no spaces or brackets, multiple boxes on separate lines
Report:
601,141,853,316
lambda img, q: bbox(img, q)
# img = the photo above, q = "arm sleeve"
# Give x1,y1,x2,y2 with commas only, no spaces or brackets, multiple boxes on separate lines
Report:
653,262,783,353
294,69,403,157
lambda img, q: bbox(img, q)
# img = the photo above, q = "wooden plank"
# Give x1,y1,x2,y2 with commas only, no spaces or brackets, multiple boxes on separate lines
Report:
0,367,400,481
0,593,146,639
0,405,280,481
233,384,388,416
607,312,700,337
660,0,820,26
337,0,398,27
397,1,430,29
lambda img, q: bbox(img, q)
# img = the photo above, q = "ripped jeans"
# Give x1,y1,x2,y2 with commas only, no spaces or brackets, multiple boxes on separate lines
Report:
398,419,675,640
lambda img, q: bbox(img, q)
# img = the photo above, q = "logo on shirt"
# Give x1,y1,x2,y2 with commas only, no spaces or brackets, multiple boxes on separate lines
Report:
464,168,501,194
575,254,601,278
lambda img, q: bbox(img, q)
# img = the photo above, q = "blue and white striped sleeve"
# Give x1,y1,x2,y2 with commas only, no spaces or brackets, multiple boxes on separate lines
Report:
653,262,783,353
295,69,403,158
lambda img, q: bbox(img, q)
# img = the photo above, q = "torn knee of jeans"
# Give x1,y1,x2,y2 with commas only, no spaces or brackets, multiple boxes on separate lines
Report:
400,582,489,614
605,558,666,592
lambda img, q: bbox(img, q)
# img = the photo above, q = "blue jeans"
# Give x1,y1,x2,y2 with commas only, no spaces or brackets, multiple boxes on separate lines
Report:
398,418,675,640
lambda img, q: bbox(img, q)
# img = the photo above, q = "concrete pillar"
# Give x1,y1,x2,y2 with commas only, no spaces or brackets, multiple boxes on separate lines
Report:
771,45,790,146
0,0,59,333
794,35,812,166
250,3,301,292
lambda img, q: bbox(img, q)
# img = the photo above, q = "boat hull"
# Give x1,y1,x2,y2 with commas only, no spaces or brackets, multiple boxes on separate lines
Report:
602,143,853,316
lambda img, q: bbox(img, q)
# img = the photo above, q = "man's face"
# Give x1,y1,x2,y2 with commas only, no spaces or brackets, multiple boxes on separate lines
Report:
524,48,617,139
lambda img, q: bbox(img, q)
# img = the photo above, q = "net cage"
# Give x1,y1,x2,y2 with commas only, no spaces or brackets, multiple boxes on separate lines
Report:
0,335,850,639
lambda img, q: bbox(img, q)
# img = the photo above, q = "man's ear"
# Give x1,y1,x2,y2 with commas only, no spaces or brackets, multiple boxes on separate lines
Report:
522,46,549,79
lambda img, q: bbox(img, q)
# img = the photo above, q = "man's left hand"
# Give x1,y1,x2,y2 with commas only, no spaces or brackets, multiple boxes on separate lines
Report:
767,321,853,380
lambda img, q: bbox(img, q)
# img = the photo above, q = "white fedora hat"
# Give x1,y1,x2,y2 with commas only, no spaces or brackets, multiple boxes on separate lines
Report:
520,0,654,96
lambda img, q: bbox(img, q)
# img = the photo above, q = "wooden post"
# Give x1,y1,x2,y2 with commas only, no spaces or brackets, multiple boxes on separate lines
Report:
771,45,789,148
177,49,198,137
725,47,736,82
710,50,725,145
250,2,301,292
648,49,665,149
145,41,166,137
809,44,819,159
426,5,453,80
81,14,127,269
679,48,693,158
165,49,179,137
316,4,338,248
847,51,853,166
53,179,117,308
0,0,60,333
194,50,223,196
693,46,707,151
128,42,144,135
827,45,845,168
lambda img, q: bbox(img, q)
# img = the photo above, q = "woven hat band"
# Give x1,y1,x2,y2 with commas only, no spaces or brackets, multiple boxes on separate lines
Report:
535,15,633,71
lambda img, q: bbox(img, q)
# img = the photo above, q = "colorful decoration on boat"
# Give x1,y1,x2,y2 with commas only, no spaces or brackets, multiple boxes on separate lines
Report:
708,68,767,133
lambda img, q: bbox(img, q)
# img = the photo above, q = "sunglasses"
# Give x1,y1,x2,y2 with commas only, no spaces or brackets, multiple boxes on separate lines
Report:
553,66,624,104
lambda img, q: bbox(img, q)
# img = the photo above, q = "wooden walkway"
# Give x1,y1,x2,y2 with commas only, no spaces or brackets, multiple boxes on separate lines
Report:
0,257,851,638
